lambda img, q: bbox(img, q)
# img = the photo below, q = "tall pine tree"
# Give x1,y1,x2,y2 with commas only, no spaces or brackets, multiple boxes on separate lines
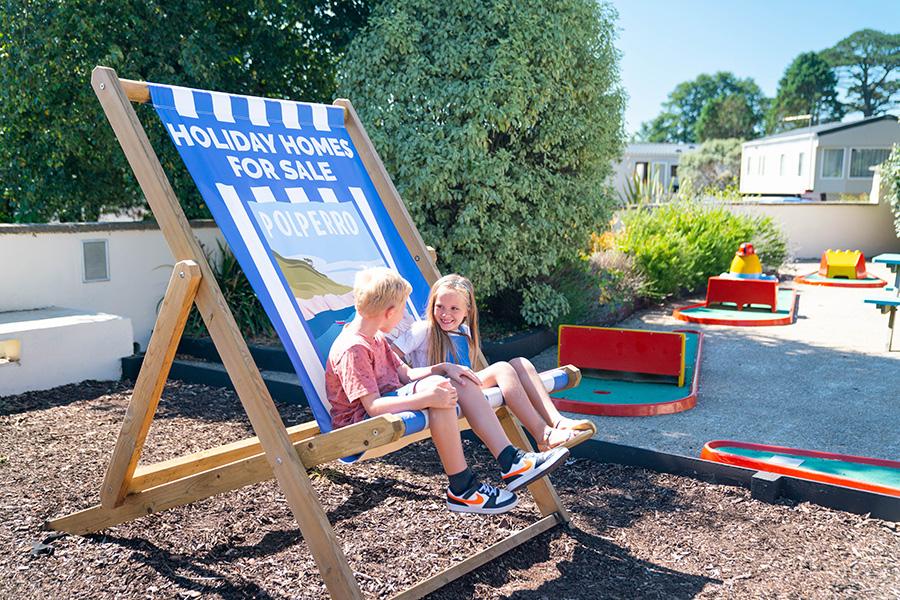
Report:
768,52,844,132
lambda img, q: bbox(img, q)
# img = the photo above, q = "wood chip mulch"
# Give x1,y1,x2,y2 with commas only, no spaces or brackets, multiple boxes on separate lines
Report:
1,380,898,599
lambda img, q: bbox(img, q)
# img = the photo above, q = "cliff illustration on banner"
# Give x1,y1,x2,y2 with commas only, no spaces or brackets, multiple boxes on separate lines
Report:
251,198,416,354
273,252,355,320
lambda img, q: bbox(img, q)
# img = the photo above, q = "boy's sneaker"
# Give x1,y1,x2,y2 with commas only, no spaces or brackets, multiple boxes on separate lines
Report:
501,447,570,492
446,482,518,515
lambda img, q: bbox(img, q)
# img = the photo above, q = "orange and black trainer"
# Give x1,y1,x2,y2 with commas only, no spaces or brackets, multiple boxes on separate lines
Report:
501,447,570,492
446,482,518,515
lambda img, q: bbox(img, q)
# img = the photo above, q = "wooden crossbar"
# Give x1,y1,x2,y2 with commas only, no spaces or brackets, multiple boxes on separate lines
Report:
129,421,320,493
49,414,404,535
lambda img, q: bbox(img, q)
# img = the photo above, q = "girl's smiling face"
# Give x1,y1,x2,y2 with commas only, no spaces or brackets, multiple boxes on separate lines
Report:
432,287,468,332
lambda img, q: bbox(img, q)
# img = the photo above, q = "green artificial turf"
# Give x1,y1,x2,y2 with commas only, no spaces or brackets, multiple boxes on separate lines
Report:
680,288,795,321
720,445,900,489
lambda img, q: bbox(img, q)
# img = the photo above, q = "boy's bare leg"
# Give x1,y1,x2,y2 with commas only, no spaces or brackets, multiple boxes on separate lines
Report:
428,406,467,475
509,357,566,427
453,380,514,458
477,362,550,442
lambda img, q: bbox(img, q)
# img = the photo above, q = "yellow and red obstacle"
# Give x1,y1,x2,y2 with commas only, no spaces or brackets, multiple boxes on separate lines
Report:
551,325,703,416
795,249,887,288
673,242,797,326
725,243,773,279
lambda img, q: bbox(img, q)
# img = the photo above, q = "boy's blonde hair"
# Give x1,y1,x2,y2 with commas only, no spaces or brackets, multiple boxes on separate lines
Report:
426,274,480,368
353,267,412,316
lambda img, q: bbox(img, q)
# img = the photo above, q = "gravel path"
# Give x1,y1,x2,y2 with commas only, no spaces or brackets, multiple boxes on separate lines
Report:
532,261,900,460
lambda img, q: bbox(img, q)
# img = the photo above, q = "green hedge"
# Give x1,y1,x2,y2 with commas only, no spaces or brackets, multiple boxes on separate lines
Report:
615,201,787,299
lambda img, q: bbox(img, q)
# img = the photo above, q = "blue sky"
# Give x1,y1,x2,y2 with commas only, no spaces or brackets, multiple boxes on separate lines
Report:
609,0,900,135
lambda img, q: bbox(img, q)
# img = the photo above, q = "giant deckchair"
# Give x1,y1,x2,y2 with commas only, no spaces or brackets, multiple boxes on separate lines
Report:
49,66,594,599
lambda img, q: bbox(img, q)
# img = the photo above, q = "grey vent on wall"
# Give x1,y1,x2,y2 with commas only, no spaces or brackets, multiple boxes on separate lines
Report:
82,239,109,282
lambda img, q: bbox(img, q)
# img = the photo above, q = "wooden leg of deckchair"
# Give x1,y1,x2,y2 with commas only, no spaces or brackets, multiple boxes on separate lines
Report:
93,67,362,600
495,406,571,523
100,261,201,508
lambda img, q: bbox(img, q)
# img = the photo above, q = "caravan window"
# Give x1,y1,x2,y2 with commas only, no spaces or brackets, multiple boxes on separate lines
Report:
821,148,844,179
849,148,891,178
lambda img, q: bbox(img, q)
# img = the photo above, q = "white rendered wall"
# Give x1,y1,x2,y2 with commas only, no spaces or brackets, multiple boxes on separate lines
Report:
725,200,900,259
0,222,224,350
0,308,134,396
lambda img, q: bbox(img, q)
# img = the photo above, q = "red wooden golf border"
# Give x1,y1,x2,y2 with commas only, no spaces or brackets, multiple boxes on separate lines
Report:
794,272,887,288
551,329,703,417
701,440,900,497
672,289,797,326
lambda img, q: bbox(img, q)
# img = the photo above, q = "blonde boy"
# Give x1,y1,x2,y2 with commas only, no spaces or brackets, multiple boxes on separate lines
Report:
325,267,569,515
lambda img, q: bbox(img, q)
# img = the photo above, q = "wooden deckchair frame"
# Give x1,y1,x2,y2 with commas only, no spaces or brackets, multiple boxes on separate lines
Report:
49,66,584,600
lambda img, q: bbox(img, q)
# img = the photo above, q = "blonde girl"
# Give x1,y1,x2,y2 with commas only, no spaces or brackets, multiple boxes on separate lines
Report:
393,274,591,451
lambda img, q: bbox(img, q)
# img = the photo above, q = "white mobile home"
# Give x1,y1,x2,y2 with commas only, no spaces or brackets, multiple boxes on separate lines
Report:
612,142,697,200
740,115,899,200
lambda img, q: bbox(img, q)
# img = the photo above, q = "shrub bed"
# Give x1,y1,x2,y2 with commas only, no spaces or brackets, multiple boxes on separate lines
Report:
614,200,787,299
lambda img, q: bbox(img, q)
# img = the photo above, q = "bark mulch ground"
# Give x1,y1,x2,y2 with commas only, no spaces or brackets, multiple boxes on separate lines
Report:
1,381,898,599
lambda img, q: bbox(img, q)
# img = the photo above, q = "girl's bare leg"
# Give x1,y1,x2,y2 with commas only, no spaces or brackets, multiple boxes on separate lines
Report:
509,356,567,427
477,362,551,443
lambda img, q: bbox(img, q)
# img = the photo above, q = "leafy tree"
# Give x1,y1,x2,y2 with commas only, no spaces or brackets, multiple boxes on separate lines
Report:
678,138,744,191
0,0,371,223
338,0,626,325
638,72,767,143
822,29,900,117
696,95,757,141
768,52,844,132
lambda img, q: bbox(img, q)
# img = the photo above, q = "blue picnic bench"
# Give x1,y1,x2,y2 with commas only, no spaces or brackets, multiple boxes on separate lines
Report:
873,254,900,290
866,254,900,351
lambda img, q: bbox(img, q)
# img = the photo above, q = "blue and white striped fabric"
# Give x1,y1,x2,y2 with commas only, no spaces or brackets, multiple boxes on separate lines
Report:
149,84,430,432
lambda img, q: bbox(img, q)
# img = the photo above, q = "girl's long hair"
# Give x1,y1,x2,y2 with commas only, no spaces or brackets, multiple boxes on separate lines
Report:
425,274,480,368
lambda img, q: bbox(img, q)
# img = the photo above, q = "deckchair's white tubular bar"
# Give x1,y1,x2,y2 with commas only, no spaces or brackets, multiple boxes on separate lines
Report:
87,67,363,600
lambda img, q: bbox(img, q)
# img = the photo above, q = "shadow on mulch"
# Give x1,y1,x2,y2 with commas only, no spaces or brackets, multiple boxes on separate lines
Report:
85,533,281,599
435,526,718,600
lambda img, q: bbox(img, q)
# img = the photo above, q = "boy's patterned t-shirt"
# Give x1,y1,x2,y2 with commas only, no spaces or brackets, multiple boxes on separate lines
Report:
326,329,404,428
